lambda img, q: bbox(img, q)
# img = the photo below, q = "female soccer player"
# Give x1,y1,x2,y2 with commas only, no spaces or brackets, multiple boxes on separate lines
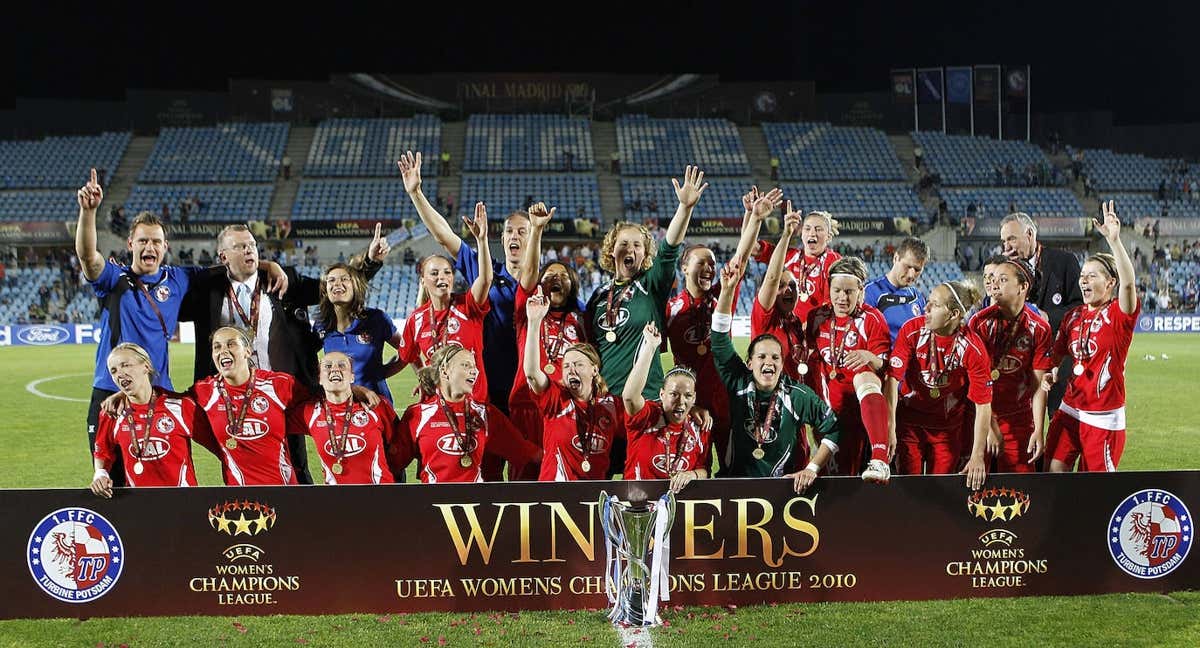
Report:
889,281,992,489
523,289,621,480
804,256,893,482
397,201,493,402
968,258,1053,473
711,262,842,493
315,263,404,404
289,352,405,484
753,208,841,324
191,326,313,486
623,323,710,493
91,343,213,496
509,202,588,473
752,205,807,380
1042,200,1139,472
396,345,541,483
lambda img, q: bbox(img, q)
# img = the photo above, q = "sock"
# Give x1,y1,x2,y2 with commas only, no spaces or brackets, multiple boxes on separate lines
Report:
859,392,890,463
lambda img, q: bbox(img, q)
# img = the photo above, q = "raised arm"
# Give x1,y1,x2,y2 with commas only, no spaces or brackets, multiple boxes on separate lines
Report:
1096,200,1137,315
398,151,463,256
519,203,555,291
665,165,709,246
75,168,106,281
523,287,552,394
622,323,662,416
758,202,801,310
464,202,493,307
731,187,781,269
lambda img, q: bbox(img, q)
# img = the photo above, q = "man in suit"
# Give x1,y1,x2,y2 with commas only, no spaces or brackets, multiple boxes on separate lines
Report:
999,212,1083,413
183,224,390,483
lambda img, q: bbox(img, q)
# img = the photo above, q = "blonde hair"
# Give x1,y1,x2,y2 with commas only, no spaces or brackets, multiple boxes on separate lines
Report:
1086,253,1118,280
415,254,454,306
108,342,157,379
599,222,657,274
940,279,982,318
416,344,469,398
211,326,256,368
805,210,839,237
562,343,609,396
828,256,868,285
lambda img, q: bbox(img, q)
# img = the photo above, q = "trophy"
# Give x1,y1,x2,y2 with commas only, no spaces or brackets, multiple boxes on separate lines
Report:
598,490,676,627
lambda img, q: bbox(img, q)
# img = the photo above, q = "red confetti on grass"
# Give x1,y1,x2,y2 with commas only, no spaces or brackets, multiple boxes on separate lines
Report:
296,638,308,645
376,615,391,623
438,636,447,646
232,622,247,634
567,619,575,625
473,627,482,635
726,604,738,612
419,636,429,644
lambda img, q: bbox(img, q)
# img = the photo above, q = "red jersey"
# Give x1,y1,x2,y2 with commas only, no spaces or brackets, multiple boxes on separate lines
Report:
511,284,588,404
665,286,736,409
398,292,491,402
754,241,841,323
1053,299,1140,416
890,317,993,428
396,397,539,483
806,304,891,399
291,398,403,484
968,304,1054,416
93,389,211,487
750,297,806,380
534,382,623,481
623,400,711,480
191,370,310,486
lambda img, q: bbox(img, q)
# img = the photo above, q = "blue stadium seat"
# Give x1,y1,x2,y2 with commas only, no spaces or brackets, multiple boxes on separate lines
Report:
305,116,441,177
0,132,130,189
139,123,289,183
617,115,750,176
459,174,601,222
124,185,274,221
1082,149,1188,192
780,183,926,221
0,191,79,221
763,123,905,181
291,179,438,221
913,132,1053,186
941,188,1083,220
464,114,593,171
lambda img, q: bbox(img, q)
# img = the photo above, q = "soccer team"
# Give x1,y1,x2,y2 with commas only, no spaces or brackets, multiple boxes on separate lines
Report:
78,154,1140,498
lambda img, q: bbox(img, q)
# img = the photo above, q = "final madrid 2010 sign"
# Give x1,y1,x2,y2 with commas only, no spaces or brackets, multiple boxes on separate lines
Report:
0,472,1196,619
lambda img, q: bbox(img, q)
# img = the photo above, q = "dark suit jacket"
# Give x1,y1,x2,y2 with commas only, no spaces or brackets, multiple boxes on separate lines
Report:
1029,245,1083,334
182,259,382,483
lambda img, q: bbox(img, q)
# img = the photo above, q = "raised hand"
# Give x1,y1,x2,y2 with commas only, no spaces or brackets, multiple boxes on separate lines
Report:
782,201,802,237
77,167,103,211
719,260,743,291
396,151,423,195
741,186,760,214
1094,199,1121,242
526,286,550,322
751,188,784,220
528,202,555,229
672,165,709,209
368,222,391,262
641,322,661,349
464,202,488,240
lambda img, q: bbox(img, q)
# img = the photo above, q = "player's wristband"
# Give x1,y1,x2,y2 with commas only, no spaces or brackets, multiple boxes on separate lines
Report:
712,312,732,333
93,468,110,481
805,462,820,474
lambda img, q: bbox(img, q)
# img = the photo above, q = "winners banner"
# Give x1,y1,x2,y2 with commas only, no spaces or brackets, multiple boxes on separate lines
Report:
2,472,1197,619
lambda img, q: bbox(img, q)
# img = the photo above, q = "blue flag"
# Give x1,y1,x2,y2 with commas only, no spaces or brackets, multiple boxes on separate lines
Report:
946,67,971,104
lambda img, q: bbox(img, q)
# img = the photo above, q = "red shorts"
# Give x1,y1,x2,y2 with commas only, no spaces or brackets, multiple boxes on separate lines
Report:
993,410,1036,473
828,394,867,476
896,420,960,475
502,388,544,481
1046,410,1124,472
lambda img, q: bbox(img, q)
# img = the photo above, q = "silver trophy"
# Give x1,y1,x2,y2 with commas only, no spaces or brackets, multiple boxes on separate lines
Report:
598,490,676,627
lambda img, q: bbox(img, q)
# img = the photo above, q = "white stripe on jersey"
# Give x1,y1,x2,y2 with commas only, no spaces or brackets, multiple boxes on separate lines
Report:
371,446,383,484
413,403,439,440
278,443,293,484
555,450,568,482
1058,402,1126,431
222,446,246,486
1097,354,1113,395
258,378,287,412
201,387,221,411
1104,438,1116,472
162,397,193,438
177,462,189,487
424,464,438,483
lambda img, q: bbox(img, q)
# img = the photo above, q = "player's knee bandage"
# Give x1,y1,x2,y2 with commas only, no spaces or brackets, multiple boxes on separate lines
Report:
855,381,882,401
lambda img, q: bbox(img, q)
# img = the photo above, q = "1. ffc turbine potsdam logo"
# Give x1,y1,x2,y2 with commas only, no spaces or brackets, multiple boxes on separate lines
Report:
1108,489,1192,579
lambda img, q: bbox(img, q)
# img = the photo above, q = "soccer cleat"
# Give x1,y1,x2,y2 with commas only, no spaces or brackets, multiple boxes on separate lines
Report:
861,459,891,484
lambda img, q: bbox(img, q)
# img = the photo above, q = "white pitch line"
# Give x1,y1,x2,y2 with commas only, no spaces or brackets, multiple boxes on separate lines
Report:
616,625,655,648
25,374,91,403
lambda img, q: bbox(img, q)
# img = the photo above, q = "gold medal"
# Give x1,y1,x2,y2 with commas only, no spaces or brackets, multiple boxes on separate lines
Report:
798,364,809,376
798,291,810,302
605,331,617,343
830,370,840,381
581,458,592,473
544,363,556,375
331,462,343,475
930,388,941,399
1073,364,1085,376
460,455,474,468
696,344,708,356
990,369,1000,380
225,438,238,450
133,461,144,475
752,446,766,460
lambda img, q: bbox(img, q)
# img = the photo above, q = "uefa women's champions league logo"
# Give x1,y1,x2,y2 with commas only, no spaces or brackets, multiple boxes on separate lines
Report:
27,508,124,603
1108,489,1192,579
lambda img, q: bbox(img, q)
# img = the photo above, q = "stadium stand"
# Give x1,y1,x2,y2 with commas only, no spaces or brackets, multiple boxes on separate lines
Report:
940,187,1084,219
763,123,906,181
464,114,593,171
1080,149,1186,192
780,183,925,221
124,184,274,221
139,123,289,183
1103,192,1200,220
621,178,746,222
0,191,79,221
305,116,441,177
912,132,1052,186
291,179,439,221
460,174,601,222
0,132,130,189
616,115,750,176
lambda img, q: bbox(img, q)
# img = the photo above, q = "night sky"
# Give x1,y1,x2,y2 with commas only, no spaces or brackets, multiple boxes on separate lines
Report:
11,1,1199,125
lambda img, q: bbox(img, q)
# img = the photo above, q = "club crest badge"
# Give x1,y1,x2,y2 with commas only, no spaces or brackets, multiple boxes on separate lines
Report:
1108,489,1192,579
28,508,124,603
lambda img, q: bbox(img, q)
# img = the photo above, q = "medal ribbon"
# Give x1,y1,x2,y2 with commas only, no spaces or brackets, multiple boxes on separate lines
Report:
321,399,356,463
542,311,570,366
126,393,159,460
216,377,257,441
226,279,262,332
745,387,781,447
438,395,478,460
574,395,598,465
604,281,634,333
1075,301,1111,363
660,423,685,476
990,309,1026,373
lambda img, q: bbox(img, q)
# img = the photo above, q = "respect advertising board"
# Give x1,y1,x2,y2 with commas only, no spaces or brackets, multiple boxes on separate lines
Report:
2,472,1196,619
1136,313,1200,333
